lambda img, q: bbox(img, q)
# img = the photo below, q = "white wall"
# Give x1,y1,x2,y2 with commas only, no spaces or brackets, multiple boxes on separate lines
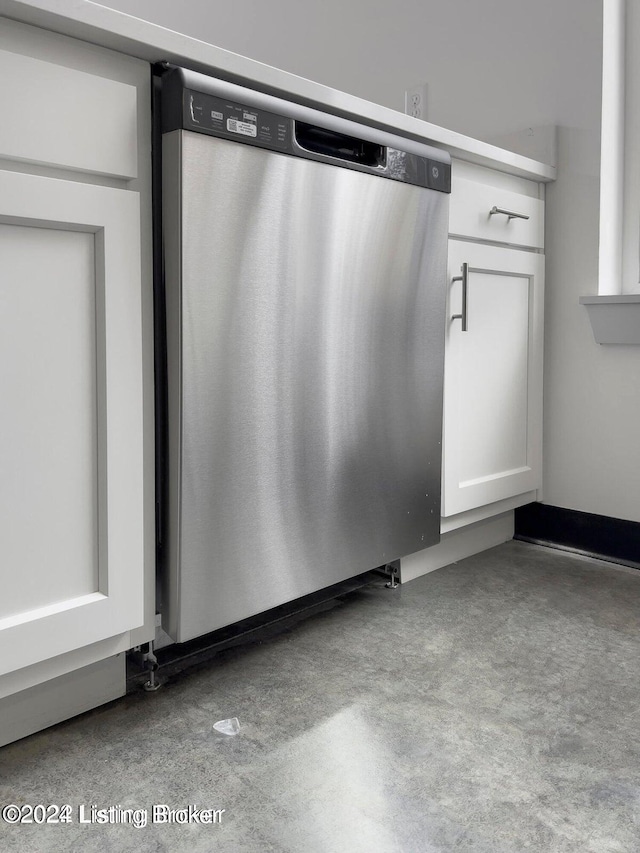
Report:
544,130,640,521
99,0,640,523
98,0,599,139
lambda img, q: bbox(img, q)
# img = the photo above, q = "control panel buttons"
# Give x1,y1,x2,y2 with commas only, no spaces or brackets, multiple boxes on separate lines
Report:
185,90,290,151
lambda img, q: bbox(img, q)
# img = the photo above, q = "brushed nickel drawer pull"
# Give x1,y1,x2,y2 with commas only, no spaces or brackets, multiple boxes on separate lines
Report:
451,262,469,332
489,205,530,221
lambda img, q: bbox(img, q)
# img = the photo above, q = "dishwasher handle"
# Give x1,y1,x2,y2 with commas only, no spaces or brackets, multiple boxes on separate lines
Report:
294,121,386,168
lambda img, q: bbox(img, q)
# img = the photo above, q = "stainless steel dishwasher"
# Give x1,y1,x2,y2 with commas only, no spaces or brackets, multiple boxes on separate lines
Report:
158,66,450,642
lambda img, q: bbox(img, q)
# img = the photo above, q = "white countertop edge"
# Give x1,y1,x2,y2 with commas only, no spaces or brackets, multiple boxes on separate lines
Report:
0,0,556,182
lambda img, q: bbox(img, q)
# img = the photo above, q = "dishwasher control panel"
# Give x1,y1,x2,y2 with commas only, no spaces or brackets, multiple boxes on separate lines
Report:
186,90,292,152
158,64,451,192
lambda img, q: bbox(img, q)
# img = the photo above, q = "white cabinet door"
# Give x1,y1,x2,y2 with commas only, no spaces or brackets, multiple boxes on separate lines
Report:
0,169,144,675
443,241,544,516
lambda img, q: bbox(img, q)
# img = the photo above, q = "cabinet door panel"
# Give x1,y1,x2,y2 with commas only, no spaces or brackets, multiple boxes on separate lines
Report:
443,241,544,516
458,272,529,482
0,170,143,675
0,224,98,618
0,49,138,178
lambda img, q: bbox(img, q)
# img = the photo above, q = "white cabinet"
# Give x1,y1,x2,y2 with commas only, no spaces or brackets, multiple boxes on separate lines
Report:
0,171,144,675
401,161,547,584
442,161,545,519
443,241,544,516
0,19,154,741
449,174,544,249
0,49,138,178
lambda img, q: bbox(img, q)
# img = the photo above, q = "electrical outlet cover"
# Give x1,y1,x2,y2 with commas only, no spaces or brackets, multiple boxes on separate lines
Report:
404,84,428,120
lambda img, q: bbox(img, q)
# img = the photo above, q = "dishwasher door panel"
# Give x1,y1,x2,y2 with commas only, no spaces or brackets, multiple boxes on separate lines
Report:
163,129,447,642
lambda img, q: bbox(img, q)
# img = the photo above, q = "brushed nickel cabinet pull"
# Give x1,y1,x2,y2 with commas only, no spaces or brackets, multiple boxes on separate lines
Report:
451,262,469,332
489,205,530,221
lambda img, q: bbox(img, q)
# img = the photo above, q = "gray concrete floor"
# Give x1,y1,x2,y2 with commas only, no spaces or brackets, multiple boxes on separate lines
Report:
2,540,640,852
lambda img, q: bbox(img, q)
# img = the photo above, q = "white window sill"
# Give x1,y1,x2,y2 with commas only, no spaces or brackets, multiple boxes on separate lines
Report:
580,294,640,344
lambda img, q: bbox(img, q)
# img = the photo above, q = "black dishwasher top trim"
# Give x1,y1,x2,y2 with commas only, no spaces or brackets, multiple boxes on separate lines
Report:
159,64,451,193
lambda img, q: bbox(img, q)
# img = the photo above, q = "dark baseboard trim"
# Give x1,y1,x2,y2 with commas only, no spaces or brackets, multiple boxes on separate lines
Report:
514,503,640,570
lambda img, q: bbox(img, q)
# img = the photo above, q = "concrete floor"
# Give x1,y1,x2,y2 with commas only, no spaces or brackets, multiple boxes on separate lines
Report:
2,540,640,852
